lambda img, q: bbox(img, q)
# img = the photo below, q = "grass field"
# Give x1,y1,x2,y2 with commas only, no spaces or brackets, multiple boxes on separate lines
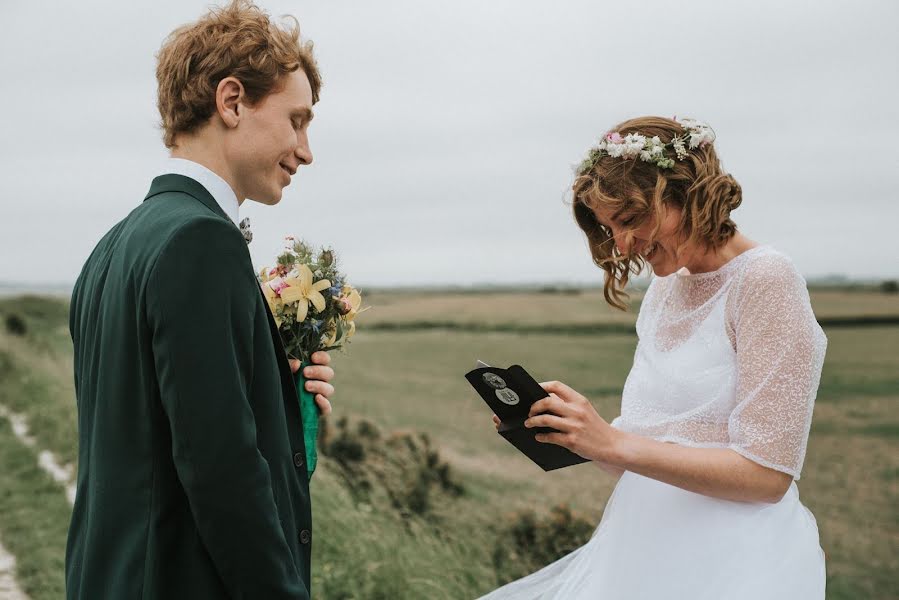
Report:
0,289,897,599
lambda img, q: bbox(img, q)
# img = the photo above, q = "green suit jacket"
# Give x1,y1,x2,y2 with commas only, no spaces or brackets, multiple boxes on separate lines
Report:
66,174,312,599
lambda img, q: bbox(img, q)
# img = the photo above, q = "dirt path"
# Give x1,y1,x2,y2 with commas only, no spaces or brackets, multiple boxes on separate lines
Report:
0,404,76,504
0,403,75,599
0,536,29,600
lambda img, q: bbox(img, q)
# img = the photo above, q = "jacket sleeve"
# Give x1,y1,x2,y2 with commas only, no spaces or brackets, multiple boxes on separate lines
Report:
146,216,308,599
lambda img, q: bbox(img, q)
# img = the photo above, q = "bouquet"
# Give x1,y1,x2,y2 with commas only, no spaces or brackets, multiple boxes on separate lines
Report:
258,236,366,479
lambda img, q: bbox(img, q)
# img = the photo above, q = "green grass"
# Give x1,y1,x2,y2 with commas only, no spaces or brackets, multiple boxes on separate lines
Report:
0,292,897,599
0,417,71,600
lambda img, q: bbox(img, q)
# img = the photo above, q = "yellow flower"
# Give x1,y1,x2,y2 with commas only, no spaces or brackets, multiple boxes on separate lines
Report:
346,289,362,319
260,281,285,327
322,324,338,347
342,287,368,339
279,264,331,322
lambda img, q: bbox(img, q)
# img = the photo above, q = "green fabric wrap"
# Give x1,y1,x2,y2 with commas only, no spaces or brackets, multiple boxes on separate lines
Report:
294,364,318,479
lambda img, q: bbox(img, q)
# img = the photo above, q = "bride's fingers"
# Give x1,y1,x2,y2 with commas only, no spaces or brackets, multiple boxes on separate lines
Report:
539,381,580,402
525,413,568,431
529,394,567,418
534,431,570,447
314,394,332,416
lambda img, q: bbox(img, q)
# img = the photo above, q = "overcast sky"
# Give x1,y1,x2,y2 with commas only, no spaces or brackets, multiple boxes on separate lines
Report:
2,0,897,287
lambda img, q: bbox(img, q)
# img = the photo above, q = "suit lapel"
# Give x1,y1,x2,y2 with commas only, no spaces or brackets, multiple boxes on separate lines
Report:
257,284,302,411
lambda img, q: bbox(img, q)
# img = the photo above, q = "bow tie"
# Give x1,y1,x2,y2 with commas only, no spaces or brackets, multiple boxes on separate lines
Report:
239,217,253,244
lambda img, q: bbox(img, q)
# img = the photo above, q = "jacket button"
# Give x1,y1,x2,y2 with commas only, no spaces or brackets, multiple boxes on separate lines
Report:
293,452,304,468
299,529,311,545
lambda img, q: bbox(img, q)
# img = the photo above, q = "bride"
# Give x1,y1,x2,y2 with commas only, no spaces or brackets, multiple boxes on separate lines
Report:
481,116,827,599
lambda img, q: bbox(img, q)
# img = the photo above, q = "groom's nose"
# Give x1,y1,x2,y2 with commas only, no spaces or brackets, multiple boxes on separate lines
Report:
295,132,313,166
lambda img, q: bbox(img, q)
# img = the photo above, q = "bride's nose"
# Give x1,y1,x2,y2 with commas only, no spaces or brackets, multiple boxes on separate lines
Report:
612,228,632,254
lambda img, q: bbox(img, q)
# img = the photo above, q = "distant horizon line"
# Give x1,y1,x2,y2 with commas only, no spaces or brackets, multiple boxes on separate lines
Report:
1,272,895,298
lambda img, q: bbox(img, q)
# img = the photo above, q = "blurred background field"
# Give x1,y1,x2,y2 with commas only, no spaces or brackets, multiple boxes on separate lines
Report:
0,286,897,599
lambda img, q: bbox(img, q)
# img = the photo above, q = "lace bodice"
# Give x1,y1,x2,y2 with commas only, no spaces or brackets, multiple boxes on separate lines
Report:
611,246,827,478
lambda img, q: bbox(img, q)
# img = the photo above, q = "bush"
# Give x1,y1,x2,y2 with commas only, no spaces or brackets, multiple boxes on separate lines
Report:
491,504,596,583
5,313,27,336
319,416,465,519
881,280,898,294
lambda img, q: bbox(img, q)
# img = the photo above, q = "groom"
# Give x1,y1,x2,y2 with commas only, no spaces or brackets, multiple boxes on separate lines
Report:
65,2,332,598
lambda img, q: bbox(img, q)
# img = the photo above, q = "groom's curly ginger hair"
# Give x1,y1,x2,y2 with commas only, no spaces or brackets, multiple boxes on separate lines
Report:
572,116,742,310
155,0,321,148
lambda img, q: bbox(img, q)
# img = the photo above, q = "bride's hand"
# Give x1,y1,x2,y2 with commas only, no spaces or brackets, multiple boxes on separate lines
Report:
525,380,620,464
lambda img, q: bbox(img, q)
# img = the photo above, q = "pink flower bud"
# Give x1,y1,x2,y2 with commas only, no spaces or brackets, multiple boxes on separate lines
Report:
337,297,352,315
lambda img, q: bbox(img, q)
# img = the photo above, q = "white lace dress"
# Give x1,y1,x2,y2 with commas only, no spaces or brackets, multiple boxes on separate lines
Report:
479,246,827,599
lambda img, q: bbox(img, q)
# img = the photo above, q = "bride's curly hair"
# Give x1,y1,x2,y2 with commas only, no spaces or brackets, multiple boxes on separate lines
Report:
572,116,743,310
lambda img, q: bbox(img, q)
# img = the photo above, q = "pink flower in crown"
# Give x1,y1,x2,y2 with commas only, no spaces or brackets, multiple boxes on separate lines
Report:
607,132,623,143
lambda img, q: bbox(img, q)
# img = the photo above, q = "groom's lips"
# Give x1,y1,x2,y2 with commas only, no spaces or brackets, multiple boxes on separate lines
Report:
279,163,296,176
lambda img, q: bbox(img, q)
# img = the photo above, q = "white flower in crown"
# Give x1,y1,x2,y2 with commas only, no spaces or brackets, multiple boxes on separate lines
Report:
689,128,715,148
673,137,688,160
606,142,626,158
574,117,717,175
677,117,716,148
622,133,646,158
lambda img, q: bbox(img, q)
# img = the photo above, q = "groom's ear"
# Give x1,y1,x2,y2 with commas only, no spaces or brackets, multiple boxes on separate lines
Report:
215,77,245,129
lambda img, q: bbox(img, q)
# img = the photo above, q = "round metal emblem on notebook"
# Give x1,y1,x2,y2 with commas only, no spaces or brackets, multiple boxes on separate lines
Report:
495,388,520,405
482,372,507,389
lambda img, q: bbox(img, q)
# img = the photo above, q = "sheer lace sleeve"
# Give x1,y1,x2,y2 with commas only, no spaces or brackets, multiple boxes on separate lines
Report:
726,252,827,479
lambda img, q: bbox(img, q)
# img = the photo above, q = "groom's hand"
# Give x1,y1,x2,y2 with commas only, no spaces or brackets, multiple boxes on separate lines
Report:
288,351,335,416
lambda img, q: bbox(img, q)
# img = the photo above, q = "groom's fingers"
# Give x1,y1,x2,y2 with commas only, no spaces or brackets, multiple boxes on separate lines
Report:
303,365,334,383
305,378,335,399
314,394,332,416
310,350,331,366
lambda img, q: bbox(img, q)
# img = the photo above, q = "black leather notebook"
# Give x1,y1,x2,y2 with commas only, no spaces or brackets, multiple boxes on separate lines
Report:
465,360,590,471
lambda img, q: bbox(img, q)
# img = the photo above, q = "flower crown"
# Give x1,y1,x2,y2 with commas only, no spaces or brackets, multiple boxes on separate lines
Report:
576,117,716,175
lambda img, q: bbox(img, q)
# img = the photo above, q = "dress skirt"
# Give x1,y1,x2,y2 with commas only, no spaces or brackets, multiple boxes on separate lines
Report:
478,471,825,599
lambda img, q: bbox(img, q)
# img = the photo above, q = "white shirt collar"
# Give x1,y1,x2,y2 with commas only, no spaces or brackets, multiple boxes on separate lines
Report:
161,157,240,225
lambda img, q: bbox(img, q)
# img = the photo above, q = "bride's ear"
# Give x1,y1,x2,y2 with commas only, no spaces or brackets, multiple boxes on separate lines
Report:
216,77,245,128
